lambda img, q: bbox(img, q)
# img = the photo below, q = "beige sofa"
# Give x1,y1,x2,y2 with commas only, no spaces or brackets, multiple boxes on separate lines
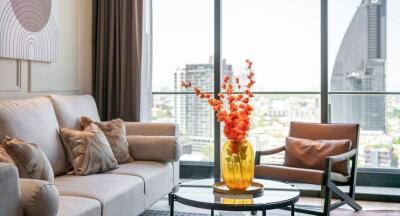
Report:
0,95,181,216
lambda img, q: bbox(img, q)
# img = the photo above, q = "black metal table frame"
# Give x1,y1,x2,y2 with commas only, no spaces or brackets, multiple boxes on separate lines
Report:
169,191,299,216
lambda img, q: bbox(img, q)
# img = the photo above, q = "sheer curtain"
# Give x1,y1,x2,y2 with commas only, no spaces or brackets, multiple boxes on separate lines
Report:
140,0,153,122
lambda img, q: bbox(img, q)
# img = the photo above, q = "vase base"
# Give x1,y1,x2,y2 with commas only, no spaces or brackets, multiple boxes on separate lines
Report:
213,181,264,197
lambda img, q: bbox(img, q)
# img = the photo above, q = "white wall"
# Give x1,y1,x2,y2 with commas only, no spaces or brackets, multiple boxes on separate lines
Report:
0,0,92,99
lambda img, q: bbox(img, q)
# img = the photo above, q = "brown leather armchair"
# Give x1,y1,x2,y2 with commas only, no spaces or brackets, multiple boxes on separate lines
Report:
255,122,362,216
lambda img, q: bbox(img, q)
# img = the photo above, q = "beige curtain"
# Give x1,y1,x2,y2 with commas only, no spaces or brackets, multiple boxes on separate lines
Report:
92,0,143,121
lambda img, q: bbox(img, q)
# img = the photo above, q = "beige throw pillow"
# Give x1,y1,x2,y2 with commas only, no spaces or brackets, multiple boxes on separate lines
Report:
60,121,118,175
81,117,133,164
2,136,54,182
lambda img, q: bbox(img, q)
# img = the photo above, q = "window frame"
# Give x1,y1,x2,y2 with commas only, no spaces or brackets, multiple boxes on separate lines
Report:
151,0,400,187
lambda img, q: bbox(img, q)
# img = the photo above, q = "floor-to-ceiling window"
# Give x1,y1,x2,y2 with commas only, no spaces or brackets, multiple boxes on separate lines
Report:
222,0,321,164
152,0,215,162
151,0,400,180
329,0,400,169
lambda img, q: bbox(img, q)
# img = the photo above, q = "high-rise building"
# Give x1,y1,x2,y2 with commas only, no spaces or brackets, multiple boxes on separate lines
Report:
330,0,386,131
174,59,233,155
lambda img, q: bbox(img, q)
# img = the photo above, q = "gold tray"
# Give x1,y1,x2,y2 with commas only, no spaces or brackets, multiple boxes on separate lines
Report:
213,182,264,196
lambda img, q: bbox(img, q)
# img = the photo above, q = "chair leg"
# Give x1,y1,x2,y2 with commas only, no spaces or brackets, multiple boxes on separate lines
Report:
327,182,362,212
323,185,332,216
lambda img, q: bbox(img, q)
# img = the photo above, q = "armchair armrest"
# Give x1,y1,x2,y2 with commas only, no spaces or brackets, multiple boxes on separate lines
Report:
324,149,357,182
327,149,357,163
259,145,285,156
0,163,22,216
255,145,285,165
125,122,178,136
127,135,181,162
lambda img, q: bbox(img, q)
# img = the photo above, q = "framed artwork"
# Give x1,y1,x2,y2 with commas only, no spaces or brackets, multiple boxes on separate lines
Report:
0,0,59,62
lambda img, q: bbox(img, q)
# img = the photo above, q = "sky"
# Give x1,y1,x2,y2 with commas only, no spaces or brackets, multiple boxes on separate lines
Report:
152,0,400,92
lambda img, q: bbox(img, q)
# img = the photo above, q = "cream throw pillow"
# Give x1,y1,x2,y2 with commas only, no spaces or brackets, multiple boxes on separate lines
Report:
60,121,118,176
81,117,133,164
2,136,54,182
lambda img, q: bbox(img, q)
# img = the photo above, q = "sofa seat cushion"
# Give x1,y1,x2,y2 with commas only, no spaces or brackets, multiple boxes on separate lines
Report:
106,161,174,208
255,164,349,185
0,97,68,175
55,174,145,216
58,196,101,216
49,95,101,130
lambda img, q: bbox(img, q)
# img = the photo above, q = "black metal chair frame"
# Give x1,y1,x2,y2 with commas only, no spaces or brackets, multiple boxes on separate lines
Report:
254,126,362,216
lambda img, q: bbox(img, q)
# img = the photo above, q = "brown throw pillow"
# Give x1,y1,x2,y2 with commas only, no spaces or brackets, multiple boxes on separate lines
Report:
2,136,54,182
81,117,133,164
284,137,352,175
0,144,15,165
60,121,118,176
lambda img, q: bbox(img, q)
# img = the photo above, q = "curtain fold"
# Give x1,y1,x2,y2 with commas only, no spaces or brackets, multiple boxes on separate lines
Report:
92,0,143,121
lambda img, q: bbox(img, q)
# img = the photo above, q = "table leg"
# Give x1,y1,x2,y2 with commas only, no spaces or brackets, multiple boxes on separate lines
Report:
211,209,214,216
262,209,266,216
291,204,295,216
169,194,174,216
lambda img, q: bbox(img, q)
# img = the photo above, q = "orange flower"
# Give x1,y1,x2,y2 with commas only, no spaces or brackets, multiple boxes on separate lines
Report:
181,60,256,142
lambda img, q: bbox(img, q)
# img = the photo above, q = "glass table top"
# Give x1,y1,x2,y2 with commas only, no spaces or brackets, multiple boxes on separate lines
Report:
175,179,300,206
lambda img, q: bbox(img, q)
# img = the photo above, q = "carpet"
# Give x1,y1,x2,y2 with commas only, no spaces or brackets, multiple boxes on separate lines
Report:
141,209,400,216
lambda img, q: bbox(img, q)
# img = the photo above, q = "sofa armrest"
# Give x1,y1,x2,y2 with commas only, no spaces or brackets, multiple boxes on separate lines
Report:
19,179,59,216
0,163,23,216
127,135,181,162
125,122,178,136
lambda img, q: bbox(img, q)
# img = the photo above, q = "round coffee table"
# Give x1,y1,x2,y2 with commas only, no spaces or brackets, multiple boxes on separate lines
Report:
169,178,300,216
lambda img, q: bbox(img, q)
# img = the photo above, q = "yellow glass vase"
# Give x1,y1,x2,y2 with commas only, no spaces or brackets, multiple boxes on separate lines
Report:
221,139,254,190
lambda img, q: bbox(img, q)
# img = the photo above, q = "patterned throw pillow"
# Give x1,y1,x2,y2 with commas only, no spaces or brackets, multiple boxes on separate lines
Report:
60,121,118,176
2,136,54,182
81,117,133,164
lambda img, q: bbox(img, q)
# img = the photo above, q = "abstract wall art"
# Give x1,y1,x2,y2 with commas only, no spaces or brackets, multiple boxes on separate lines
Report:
0,0,59,62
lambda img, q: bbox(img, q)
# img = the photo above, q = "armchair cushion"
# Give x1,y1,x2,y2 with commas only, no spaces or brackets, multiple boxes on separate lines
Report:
255,164,349,185
19,179,59,216
284,137,351,175
127,135,181,162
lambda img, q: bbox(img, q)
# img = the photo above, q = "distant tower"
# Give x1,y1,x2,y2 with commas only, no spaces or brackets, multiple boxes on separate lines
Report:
330,0,386,131
175,59,233,153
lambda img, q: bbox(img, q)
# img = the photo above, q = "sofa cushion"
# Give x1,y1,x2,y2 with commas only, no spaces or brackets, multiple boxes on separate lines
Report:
284,137,352,175
49,95,101,130
106,161,174,208
58,196,101,216
0,144,14,164
82,117,133,164
55,174,145,216
60,121,118,176
3,136,54,182
0,97,69,176
19,179,59,216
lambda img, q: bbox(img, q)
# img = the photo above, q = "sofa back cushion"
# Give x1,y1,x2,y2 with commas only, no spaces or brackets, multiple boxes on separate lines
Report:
0,97,69,176
49,94,101,130
284,137,352,175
